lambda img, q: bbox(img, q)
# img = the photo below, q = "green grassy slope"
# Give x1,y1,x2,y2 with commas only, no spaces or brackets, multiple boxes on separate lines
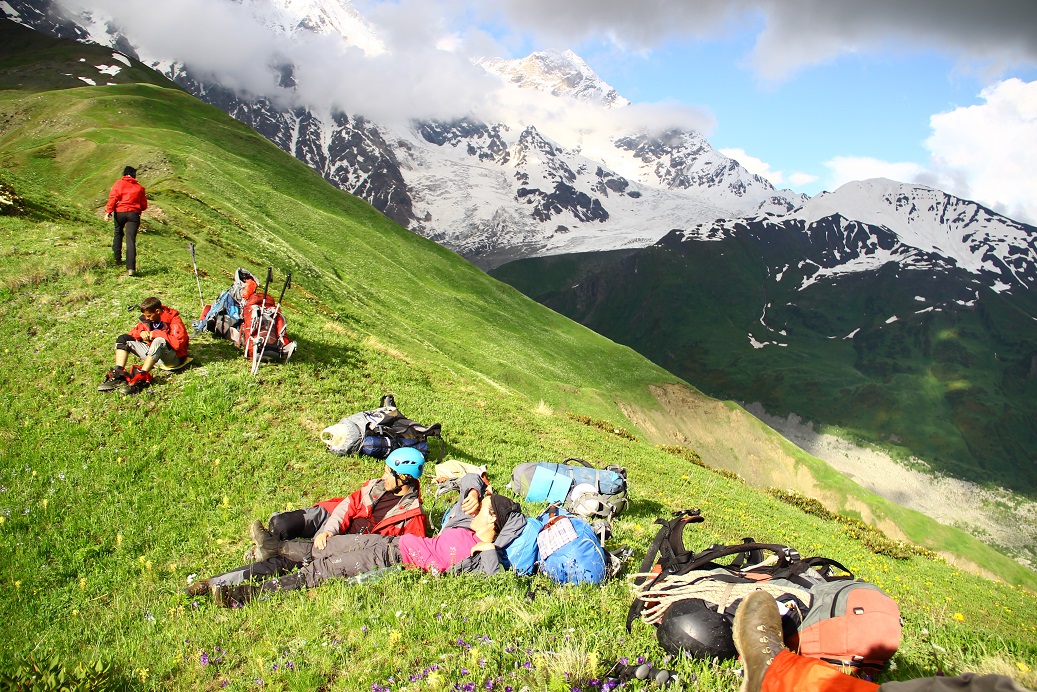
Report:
1,21,1035,690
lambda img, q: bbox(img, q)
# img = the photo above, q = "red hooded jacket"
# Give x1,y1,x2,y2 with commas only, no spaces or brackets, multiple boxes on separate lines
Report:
129,306,189,358
315,479,427,539
106,176,148,214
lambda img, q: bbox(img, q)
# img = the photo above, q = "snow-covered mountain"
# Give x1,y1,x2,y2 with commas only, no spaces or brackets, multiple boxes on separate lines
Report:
3,0,803,267
674,178,1037,294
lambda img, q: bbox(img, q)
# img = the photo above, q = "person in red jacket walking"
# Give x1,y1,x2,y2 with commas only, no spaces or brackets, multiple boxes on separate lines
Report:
98,296,191,394
104,165,148,276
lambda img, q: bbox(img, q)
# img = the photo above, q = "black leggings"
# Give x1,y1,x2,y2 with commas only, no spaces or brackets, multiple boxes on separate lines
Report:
113,211,140,271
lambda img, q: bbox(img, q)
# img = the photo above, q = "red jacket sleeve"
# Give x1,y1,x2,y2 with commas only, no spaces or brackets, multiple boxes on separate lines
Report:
105,182,120,214
128,320,146,340
149,310,189,357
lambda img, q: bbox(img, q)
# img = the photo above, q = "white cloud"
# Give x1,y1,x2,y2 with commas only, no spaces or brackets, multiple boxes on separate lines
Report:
720,147,783,184
824,156,928,190
788,172,819,186
923,78,1037,224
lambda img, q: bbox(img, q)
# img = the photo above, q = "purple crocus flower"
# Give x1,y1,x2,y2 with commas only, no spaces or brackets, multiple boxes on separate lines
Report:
200,652,209,666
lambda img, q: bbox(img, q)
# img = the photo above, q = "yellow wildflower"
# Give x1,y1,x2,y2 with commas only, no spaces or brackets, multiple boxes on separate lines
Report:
79,577,87,590
953,613,965,622
42,499,48,510
1018,662,1031,674
117,534,123,546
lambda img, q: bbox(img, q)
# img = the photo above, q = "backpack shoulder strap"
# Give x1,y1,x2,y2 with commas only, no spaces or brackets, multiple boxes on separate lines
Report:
564,457,596,469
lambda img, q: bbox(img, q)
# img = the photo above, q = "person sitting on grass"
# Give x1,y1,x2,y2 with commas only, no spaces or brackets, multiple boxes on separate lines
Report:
98,296,190,395
202,491,522,607
733,590,1032,692
215,448,428,577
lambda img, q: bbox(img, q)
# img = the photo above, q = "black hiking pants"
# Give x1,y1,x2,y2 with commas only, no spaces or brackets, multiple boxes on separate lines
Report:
112,211,140,272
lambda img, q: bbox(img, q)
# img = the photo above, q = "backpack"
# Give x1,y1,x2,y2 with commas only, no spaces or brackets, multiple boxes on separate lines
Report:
321,400,444,462
628,512,901,673
536,507,609,585
241,292,294,364
507,459,628,521
201,289,244,343
501,514,543,576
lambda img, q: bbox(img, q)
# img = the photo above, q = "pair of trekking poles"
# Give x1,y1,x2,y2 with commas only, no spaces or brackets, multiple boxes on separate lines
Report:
189,243,291,376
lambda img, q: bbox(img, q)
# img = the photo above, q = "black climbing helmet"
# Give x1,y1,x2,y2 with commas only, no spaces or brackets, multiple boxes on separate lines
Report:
655,598,738,659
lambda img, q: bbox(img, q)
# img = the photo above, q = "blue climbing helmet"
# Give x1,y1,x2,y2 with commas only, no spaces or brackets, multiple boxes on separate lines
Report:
386,447,425,482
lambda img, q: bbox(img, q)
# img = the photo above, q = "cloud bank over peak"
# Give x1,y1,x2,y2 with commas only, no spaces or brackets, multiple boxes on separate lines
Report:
492,0,1037,81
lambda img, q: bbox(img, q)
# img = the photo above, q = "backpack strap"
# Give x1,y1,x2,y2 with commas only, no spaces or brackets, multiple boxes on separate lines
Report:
626,510,704,632
563,457,596,469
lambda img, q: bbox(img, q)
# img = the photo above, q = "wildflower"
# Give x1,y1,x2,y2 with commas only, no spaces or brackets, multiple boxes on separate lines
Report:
1018,662,1031,674
169,562,177,573
79,577,87,590
222,496,229,507
138,668,149,682
42,499,47,510
71,609,78,616
14,581,20,589
953,613,965,622
116,534,123,546
201,652,210,666
0,516,7,525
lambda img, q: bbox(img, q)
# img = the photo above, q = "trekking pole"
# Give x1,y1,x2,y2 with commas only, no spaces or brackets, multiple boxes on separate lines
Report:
189,243,204,310
252,272,291,375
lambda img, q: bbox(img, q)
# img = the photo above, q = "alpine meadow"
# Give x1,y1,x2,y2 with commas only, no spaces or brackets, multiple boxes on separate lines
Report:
1,18,1035,692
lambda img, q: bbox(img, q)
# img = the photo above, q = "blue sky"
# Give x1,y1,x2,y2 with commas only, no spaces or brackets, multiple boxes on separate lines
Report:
584,39,1034,196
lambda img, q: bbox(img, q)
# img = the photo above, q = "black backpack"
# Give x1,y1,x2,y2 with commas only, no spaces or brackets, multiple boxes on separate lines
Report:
627,511,901,672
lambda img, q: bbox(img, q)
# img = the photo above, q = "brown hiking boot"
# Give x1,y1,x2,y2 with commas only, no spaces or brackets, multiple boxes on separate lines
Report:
185,578,210,597
212,583,253,608
250,520,281,562
733,590,785,692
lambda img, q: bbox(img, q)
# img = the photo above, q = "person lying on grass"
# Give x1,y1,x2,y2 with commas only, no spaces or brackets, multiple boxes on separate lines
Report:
241,447,428,563
97,296,190,395
188,447,428,598
200,492,523,607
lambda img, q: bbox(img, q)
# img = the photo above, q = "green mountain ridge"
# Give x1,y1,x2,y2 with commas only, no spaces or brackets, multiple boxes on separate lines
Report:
2,19,1035,689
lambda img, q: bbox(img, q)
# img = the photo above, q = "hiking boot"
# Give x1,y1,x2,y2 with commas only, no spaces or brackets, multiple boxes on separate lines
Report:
98,367,128,392
380,394,396,408
242,545,257,564
119,366,153,395
250,520,281,562
733,590,785,692
212,583,253,608
185,578,210,597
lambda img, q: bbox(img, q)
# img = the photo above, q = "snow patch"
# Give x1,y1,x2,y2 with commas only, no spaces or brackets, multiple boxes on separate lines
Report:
844,328,860,339
77,77,97,85
111,53,132,67
914,296,926,301
95,64,122,76
0,1,20,17
885,315,899,324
